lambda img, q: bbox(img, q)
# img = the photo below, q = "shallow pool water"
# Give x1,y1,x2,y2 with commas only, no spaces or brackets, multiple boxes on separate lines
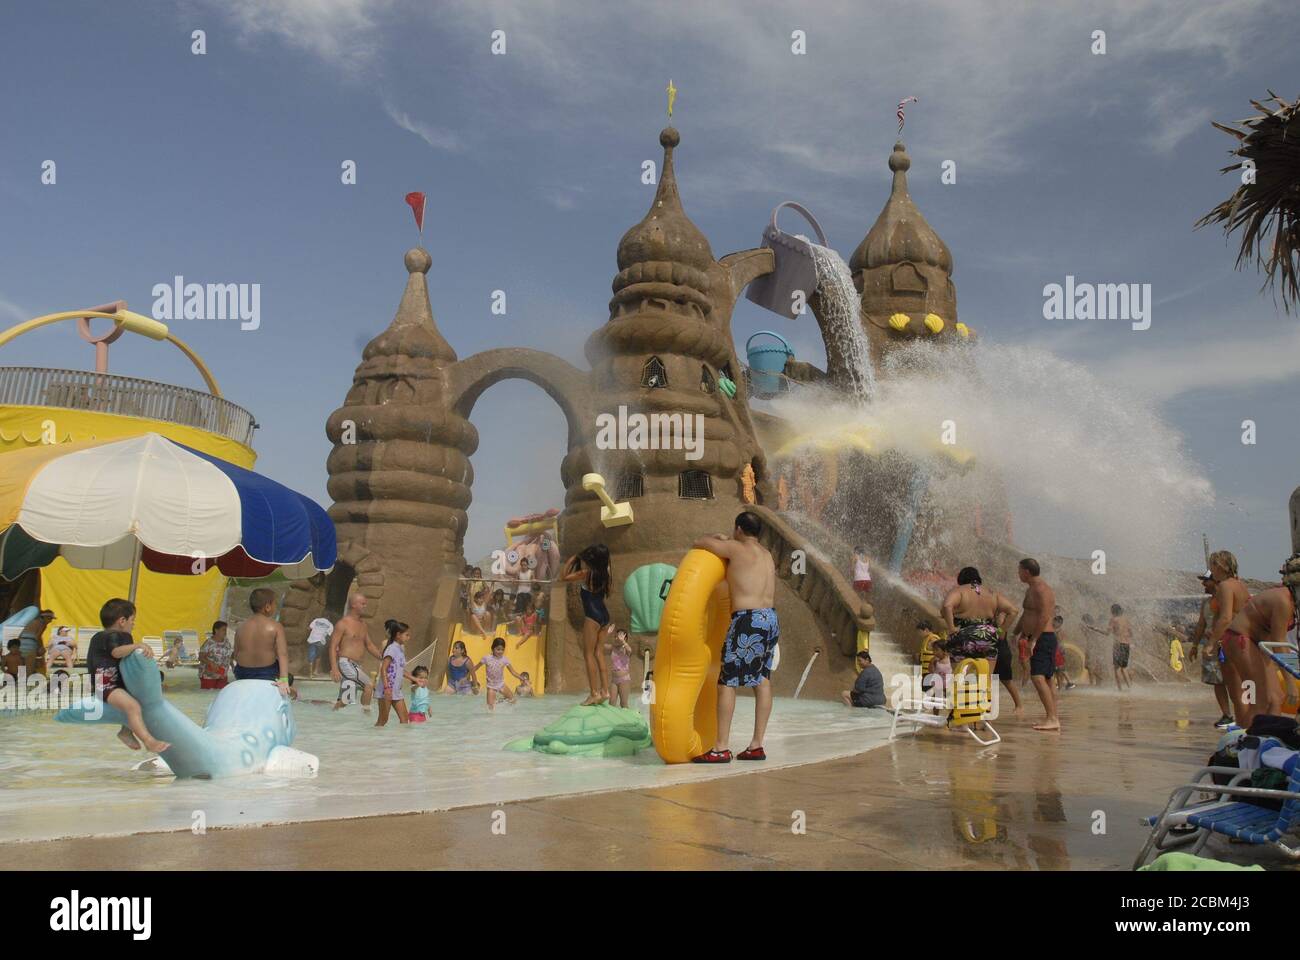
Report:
0,673,893,842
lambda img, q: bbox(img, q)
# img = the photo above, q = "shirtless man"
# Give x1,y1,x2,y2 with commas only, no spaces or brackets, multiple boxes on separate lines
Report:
1221,557,1297,725
1015,558,1059,731
330,593,382,711
1108,604,1134,691
1202,550,1253,727
690,511,778,763
1188,571,1233,727
232,588,289,695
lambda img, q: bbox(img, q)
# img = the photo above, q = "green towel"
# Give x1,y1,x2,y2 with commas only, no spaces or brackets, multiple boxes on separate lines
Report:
1139,852,1264,871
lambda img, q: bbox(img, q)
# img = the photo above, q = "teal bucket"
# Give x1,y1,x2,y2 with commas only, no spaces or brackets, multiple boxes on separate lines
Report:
746,331,794,398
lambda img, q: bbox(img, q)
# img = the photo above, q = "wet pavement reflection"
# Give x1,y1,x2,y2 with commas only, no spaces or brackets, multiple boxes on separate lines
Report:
6,684,1289,870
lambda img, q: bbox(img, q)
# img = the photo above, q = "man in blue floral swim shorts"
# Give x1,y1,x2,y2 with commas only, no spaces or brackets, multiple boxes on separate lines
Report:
690,511,779,764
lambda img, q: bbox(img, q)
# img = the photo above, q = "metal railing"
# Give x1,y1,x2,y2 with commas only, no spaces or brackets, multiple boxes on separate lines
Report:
0,366,257,446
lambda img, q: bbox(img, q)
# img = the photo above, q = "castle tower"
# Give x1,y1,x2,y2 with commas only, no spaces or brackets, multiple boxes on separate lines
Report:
316,247,476,648
560,126,767,595
849,140,966,374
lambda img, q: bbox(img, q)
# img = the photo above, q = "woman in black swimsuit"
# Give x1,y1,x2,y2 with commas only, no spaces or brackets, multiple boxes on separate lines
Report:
563,544,613,705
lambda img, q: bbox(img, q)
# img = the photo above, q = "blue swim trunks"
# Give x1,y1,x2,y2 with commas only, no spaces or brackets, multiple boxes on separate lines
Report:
719,608,779,687
233,662,279,682
1030,632,1058,678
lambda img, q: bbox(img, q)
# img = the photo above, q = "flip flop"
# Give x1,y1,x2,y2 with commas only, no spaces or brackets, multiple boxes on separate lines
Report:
736,747,766,761
691,749,732,764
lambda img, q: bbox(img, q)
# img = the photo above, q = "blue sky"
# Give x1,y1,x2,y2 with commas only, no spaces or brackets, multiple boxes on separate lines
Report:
1,0,1296,579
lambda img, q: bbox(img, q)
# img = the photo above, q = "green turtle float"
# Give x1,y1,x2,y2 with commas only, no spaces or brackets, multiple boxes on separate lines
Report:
504,702,652,757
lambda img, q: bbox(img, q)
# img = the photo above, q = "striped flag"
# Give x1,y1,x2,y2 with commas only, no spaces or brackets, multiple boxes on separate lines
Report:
897,96,918,134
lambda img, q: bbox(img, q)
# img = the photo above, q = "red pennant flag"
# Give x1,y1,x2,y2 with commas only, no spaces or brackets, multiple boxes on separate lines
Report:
404,192,426,234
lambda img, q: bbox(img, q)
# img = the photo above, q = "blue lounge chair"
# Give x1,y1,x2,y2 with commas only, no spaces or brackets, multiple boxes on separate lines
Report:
1134,759,1300,869
1259,640,1300,679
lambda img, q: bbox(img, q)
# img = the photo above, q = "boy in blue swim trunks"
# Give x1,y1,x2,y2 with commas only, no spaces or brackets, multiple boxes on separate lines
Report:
691,512,779,764
232,588,290,694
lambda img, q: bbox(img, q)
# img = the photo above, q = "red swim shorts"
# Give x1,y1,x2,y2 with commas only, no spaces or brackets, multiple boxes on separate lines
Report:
200,676,228,690
1223,628,1252,651
853,580,872,594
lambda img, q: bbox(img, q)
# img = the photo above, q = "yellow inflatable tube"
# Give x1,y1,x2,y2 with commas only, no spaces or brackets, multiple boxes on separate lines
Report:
650,549,730,763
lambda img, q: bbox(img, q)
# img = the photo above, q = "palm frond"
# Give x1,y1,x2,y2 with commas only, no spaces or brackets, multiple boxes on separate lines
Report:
1196,92,1300,312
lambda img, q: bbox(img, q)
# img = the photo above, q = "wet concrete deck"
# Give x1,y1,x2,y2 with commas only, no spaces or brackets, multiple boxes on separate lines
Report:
7,687,1282,870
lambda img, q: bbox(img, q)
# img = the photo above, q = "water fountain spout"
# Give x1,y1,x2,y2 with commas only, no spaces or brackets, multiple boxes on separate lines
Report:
582,473,634,528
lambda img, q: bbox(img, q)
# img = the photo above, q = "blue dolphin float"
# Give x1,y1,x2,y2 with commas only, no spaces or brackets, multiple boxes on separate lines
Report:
56,650,318,779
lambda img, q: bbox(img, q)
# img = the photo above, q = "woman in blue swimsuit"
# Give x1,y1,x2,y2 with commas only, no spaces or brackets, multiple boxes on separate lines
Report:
563,545,613,705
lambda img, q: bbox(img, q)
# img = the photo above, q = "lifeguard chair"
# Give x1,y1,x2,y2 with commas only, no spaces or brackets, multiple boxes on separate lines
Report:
890,657,1000,746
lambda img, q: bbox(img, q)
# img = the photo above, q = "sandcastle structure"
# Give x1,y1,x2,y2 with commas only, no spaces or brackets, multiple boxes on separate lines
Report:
281,126,877,694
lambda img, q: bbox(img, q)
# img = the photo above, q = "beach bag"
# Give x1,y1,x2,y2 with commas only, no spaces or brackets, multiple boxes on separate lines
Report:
1246,714,1300,749
1246,767,1288,810
1208,749,1239,785
744,201,828,320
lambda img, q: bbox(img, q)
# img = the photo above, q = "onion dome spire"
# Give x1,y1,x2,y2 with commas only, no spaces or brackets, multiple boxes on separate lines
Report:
610,127,714,319
362,247,457,364
850,141,952,275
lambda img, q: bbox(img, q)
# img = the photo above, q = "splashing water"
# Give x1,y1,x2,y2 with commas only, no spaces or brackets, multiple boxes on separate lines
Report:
800,240,877,402
772,339,1214,572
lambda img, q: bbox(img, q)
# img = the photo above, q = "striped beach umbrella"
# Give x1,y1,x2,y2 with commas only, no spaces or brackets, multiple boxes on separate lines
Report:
0,433,336,594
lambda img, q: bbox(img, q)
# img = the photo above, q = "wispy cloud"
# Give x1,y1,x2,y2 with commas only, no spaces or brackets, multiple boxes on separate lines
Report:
198,0,1285,203
382,102,465,152
1104,322,1300,400
541,185,587,210
212,0,390,75
0,297,30,324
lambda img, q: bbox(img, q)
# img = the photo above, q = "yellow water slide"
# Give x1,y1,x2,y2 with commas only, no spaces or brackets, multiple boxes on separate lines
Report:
446,621,545,694
650,549,731,763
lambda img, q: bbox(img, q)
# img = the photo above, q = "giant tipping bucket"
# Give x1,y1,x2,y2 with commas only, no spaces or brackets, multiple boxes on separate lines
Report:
744,200,827,320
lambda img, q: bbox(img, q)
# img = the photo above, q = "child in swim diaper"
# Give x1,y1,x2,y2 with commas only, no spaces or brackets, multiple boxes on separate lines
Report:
409,665,430,721
604,628,633,707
